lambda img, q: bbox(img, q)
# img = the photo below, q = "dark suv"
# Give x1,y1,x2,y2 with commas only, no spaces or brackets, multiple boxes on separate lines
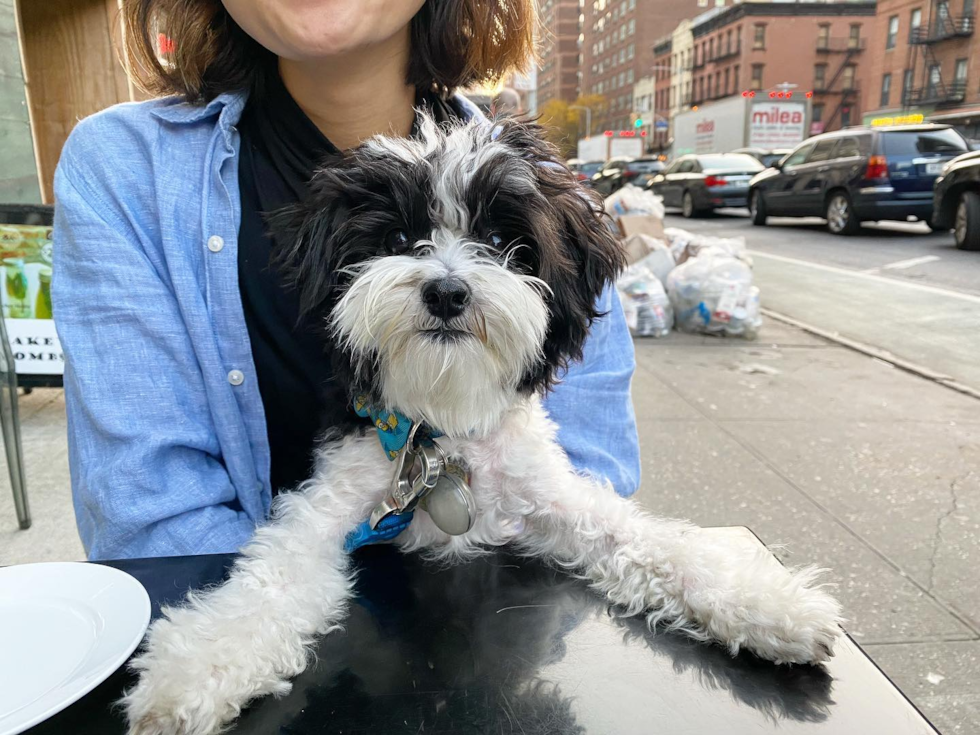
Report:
932,151,980,250
748,124,969,235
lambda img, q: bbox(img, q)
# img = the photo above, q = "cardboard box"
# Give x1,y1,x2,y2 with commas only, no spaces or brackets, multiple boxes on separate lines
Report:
617,213,666,242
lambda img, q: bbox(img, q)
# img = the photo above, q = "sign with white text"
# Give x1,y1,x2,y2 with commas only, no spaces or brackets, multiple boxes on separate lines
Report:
0,207,62,382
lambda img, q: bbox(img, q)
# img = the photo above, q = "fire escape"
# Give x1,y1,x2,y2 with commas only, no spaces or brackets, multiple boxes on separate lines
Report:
905,3,975,108
815,36,865,130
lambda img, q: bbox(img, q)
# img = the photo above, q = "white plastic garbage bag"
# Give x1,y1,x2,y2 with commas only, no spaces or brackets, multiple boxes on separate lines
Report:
666,252,761,338
663,227,751,266
604,184,666,220
617,263,674,338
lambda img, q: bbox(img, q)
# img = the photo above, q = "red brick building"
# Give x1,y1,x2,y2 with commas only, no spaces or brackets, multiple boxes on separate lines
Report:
537,0,581,108
861,0,980,139
651,37,673,148
580,0,703,132
690,2,876,133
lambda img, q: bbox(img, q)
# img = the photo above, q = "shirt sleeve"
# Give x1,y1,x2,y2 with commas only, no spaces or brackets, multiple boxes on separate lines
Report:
543,286,641,496
53,128,257,560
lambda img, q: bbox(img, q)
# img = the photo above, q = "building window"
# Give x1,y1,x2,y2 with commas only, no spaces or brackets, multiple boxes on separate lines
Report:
620,49,626,62
753,24,766,49
880,73,892,107
902,68,914,104
628,43,634,59
817,23,830,50
628,19,635,35
886,15,899,49
709,38,714,61
751,63,764,89
841,106,852,127
628,69,634,83
620,71,626,87
733,65,740,88
927,63,941,97
814,64,827,90
849,24,861,49
911,8,922,28
724,68,730,94
812,104,824,122
629,0,635,8
966,0,975,16
842,65,856,90
955,58,968,90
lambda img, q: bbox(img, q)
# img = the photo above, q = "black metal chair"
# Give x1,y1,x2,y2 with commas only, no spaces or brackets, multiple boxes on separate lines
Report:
0,203,55,531
0,312,29,529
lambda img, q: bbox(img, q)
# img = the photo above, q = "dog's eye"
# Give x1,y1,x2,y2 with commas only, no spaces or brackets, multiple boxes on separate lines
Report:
489,233,503,247
384,229,411,255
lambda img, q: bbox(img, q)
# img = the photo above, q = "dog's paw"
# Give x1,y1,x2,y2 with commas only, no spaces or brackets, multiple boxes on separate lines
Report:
711,562,843,666
121,611,291,735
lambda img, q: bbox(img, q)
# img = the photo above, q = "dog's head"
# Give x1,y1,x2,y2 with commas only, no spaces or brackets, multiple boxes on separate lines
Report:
273,114,624,436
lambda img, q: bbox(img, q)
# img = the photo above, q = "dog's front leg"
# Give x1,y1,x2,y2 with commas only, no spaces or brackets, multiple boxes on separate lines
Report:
123,438,385,735
493,403,842,665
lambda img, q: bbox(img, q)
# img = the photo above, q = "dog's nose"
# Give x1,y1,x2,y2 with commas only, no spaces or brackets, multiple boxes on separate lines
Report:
422,277,470,320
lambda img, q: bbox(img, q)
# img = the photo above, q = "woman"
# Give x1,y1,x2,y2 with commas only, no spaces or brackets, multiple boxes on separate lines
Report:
53,0,640,560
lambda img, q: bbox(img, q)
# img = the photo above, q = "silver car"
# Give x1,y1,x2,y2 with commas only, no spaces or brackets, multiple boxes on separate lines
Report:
647,154,765,218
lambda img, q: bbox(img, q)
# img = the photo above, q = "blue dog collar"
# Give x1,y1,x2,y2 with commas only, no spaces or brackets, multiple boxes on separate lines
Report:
353,395,441,461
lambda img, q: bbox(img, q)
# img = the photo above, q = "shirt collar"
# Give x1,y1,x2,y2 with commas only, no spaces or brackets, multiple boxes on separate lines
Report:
149,91,248,126
148,89,483,130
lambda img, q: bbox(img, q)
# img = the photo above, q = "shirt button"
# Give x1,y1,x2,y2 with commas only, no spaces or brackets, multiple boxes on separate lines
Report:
227,369,245,386
207,235,224,252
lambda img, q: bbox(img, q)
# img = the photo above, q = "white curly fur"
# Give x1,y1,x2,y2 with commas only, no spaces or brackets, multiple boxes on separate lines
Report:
124,399,842,735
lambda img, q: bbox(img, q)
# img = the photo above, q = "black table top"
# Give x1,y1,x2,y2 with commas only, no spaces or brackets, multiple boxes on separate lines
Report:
27,527,938,734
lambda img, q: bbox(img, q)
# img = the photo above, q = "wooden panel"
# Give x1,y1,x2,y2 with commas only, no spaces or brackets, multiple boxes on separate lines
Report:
17,0,132,203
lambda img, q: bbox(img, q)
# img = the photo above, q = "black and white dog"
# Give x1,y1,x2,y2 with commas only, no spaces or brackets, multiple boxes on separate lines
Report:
125,115,842,735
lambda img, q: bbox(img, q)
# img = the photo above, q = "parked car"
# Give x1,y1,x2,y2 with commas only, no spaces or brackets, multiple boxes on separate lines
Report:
748,124,969,235
590,157,664,195
646,153,764,217
932,150,980,250
730,147,792,168
572,159,604,186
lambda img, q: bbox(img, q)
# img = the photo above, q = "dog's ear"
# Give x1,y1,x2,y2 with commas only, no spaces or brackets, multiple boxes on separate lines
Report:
267,166,355,320
493,120,626,390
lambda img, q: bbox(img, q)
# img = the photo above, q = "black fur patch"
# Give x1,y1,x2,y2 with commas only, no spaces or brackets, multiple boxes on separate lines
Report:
270,118,625,403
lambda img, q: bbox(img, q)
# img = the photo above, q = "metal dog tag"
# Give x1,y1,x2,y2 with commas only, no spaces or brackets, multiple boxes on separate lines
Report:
421,462,476,536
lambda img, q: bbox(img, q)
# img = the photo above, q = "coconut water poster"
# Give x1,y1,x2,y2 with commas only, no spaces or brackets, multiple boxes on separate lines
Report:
0,223,63,375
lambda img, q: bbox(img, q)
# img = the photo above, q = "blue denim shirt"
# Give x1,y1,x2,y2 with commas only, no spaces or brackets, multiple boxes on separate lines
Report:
52,92,641,560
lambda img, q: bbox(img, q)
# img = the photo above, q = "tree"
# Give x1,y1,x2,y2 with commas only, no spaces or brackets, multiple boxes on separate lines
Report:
537,95,609,159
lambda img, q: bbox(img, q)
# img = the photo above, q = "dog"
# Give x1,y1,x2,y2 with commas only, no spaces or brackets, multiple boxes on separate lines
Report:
123,114,842,735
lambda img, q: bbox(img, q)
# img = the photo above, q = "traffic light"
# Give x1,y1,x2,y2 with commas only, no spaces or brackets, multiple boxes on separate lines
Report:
805,91,814,98
634,117,643,128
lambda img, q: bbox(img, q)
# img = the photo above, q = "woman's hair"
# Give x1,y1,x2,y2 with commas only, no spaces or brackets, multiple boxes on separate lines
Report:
122,0,536,103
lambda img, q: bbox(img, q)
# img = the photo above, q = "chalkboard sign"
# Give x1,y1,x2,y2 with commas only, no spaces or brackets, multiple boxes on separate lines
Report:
0,205,62,388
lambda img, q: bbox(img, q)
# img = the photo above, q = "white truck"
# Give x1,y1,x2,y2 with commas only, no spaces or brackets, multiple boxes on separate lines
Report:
577,134,644,161
672,96,810,156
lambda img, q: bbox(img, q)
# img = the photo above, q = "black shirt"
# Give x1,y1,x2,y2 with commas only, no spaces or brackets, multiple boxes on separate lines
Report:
237,73,460,495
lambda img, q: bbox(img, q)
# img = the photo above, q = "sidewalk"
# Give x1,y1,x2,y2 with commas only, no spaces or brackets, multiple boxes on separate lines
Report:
631,320,979,734
0,320,977,732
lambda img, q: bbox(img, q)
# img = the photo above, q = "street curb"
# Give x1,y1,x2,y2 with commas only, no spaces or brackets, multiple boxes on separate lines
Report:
761,308,980,402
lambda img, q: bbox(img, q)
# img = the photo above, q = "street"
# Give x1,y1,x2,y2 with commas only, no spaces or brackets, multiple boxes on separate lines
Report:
664,209,980,394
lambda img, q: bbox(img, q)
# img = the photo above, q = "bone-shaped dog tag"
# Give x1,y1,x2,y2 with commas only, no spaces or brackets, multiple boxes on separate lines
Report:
421,462,475,536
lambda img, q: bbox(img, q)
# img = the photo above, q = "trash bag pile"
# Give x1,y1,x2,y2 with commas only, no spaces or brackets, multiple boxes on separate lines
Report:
603,184,667,221
606,190,762,340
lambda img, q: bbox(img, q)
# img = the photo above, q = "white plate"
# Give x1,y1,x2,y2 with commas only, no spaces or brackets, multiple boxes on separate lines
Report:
926,162,943,174
0,562,151,735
